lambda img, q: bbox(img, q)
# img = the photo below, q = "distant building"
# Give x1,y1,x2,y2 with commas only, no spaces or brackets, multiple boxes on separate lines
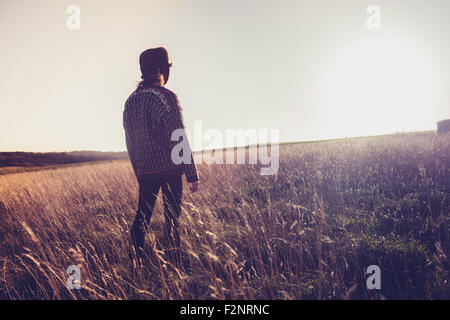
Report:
437,119,450,134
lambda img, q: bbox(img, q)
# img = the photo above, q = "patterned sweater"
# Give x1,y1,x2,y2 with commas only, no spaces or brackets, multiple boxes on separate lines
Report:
123,86,199,183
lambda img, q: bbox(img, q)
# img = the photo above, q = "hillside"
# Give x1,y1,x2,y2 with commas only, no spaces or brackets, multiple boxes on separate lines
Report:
0,151,129,168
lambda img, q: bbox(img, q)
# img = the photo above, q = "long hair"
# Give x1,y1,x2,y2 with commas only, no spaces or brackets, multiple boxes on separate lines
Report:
136,73,164,90
136,75,182,110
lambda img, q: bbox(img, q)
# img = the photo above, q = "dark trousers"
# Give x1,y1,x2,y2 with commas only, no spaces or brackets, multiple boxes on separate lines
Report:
130,171,183,263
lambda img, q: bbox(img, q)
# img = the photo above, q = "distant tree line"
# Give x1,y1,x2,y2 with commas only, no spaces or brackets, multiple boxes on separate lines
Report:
0,151,129,167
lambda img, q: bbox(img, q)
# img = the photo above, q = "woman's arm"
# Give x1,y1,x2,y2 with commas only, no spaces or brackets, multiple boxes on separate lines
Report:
171,107,199,183
160,98,199,184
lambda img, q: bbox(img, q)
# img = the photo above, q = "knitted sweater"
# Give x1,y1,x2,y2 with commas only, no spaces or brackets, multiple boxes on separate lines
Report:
123,86,199,183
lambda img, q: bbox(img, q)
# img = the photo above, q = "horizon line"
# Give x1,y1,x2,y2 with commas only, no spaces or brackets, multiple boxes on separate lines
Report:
0,130,437,155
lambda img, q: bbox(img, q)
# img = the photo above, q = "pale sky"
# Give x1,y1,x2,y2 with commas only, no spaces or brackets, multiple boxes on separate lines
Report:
0,0,449,152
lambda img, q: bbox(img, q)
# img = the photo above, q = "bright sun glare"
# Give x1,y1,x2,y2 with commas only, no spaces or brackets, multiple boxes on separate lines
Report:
315,34,438,139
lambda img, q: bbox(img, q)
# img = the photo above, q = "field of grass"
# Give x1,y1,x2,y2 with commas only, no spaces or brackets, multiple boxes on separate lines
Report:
0,132,448,299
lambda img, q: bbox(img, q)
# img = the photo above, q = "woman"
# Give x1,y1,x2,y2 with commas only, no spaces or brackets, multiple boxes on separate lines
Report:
123,47,199,265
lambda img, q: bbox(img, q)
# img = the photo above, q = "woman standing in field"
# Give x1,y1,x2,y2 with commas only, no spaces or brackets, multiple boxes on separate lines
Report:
123,47,199,266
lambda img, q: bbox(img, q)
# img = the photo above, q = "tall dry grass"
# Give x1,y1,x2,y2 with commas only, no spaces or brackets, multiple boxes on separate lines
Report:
0,132,448,299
